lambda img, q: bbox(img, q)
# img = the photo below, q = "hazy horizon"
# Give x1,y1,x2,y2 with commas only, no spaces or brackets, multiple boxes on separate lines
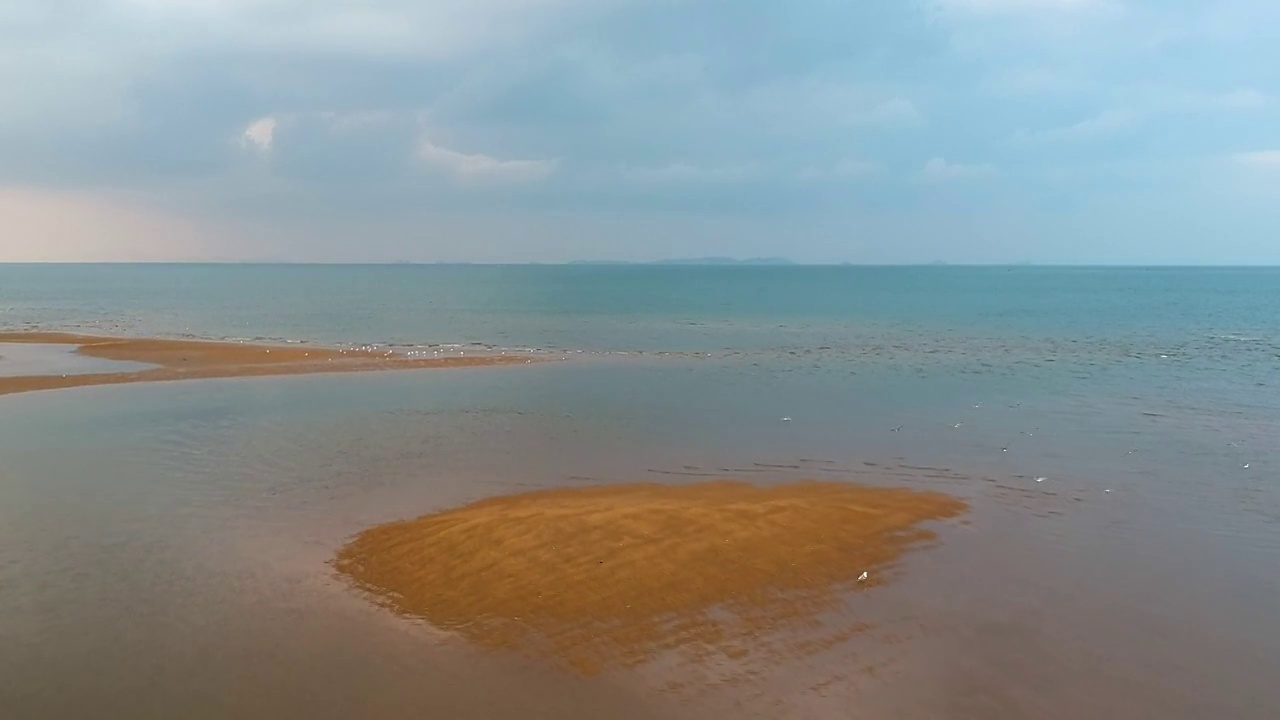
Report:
2,1,1279,265
3,260,1280,268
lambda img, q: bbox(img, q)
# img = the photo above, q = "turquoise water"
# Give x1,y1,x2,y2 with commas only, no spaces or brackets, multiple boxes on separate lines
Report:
4,263,1278,350
2,264,1279,719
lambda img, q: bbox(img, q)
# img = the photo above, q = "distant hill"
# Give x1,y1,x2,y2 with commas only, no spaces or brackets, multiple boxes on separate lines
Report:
571,257,797,266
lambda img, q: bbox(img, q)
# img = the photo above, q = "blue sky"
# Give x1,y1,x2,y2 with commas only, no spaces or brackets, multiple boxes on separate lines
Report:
1,0,1278,263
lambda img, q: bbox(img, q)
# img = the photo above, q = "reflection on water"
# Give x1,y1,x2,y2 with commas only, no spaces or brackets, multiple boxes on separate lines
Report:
1,358,1279,719
0,343,154,378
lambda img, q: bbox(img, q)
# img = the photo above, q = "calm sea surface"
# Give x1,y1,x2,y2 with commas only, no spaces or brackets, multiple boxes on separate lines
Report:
2,264,1278,719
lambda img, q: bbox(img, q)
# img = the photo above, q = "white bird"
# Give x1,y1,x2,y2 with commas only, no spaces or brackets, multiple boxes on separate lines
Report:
858,571,869,582
954,423,963,428
1035,477,1047,483
781,417,792,422
1243,463,1251,469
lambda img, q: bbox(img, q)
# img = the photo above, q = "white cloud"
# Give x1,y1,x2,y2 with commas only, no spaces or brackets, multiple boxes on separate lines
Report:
939,0,1108,14
416,138,557,185
618,162,761,185
114,0,613,59
1233,151,1280,170
316,110,398,132
1014,109,1138,144
239,116,277,152
797,159,878,181
858,97,924,127
980,67,1098,97
727,80,923,131
1214,88,1271,110
1186,88,1271,111
921,157,996,182
1128,86,1274,115
934,0,1124,51
233,109,414,155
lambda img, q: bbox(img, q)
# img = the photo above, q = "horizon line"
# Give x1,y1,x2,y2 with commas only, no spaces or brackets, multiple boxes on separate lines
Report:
2,261,1280,268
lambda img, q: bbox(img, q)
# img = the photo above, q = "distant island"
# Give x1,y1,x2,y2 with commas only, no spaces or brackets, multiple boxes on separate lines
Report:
570,257,797,266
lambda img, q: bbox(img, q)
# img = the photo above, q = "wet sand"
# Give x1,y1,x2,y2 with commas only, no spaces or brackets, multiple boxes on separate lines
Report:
0,332,540,397
336,480,967,676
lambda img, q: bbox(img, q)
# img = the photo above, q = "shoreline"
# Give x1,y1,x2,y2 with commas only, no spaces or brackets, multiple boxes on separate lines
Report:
0,332,547,397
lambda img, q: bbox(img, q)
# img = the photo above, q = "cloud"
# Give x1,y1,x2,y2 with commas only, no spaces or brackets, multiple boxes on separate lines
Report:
797,159,878,181
6,0,1280,263
239,116,277,152
921,157,996,182
723,80,923,131
1014,109,1138,144
1233,151,1280,170
1213,88,1271,110
112,0,613,60
1185,88,1271,111
315,110,400,133
855,97,924,127
416,138,557,185
618,162,761,185
938,0,1108,14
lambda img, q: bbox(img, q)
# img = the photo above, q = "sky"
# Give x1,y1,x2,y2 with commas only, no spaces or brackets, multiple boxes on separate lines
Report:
1,0,1278,264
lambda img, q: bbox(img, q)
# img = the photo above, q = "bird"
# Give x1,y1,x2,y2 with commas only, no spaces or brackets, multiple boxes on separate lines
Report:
858,571,869,582
1035,477,1047,483
953,423,963,428
890,424,904,432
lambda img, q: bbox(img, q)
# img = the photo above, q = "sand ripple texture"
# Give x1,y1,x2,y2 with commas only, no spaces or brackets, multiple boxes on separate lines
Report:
335,480,967,675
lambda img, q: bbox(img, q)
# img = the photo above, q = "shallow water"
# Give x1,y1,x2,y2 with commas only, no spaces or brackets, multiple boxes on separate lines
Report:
0,343,153,378
1,265,1279,718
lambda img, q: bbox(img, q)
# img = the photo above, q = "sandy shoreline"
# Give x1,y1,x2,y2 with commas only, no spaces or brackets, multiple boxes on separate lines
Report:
336,480,967,676
0,332,543,397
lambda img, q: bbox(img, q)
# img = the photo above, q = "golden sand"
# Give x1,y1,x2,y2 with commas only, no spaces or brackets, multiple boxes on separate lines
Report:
335,480,967,675
0,332,538,397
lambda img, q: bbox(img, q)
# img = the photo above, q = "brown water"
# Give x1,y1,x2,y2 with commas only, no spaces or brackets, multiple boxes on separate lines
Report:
2,362,1279,719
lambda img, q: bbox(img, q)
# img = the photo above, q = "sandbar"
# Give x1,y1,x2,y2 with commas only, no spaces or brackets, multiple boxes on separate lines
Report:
0,332,540,397
335,480,967,675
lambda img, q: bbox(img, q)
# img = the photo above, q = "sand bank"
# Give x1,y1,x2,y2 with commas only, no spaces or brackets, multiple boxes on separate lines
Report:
0,332,540,397
336,480,967,675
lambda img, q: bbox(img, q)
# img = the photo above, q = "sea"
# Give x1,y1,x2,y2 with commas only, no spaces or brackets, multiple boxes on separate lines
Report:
1,264,1278,719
